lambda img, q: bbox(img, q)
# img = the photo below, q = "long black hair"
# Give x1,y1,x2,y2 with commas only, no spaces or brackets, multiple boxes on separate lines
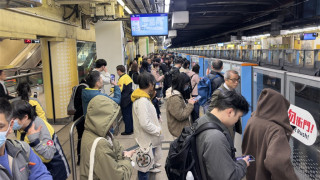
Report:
16,82,31,101
172,72,191,99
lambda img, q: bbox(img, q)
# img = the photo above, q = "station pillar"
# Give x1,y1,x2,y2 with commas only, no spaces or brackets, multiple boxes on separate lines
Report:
138,37,149,57
41,38,78,124
95,21,125,93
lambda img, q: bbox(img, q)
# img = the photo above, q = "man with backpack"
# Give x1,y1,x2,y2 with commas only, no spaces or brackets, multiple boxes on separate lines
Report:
165,91,250,180
198,59,224,113
0,98,52,180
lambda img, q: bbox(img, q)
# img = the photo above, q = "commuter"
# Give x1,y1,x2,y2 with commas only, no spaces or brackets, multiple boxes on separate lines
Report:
80,95,134,180
160,58,170,98
196,91,250,180
203,59,224,113
0,70,14,100
0,98,52,180
180,59,190,73
131,73,162,179
93,59,111,93
186,64,200,122
128,62,139,90
151,62,164,120
208,70,241,139
82,71,121,116
140,60,150,73
163,58,183,93
116,65,134,135
242,89,298,180
72,79,88,165
147,58,152,72
11,100,70,180
166,73,196,137
12,82,47,122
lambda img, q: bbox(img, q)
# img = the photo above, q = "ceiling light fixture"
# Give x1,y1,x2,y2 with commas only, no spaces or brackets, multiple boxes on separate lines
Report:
117,0,125,7
165,0,170,13
124,6,132,14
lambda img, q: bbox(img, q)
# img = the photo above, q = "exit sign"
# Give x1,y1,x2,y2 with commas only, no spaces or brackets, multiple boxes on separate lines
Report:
24,39,40,44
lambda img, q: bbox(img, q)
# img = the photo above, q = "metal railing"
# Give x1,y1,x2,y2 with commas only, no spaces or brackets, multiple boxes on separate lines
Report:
69,116,84,180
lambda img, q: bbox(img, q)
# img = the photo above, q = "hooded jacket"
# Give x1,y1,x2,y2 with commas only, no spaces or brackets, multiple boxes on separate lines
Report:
82,86,121,116
131,89,162,148
242,89,298,180
165,87,194,137
80,95,132,180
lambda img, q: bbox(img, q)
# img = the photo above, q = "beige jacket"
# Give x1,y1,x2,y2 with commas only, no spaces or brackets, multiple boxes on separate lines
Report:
165,88,194,137
131,89,162,148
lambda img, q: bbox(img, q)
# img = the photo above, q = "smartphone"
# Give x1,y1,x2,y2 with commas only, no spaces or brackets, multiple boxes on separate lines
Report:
110,74,115,83
125,144,139,151
236,155,255,162
194,95,201,101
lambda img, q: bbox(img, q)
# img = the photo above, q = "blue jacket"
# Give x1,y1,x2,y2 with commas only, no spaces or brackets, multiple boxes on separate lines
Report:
82,86,121,116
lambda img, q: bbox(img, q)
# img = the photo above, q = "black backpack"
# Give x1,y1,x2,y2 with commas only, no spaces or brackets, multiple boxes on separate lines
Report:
164,67,180,87
165,122,235,180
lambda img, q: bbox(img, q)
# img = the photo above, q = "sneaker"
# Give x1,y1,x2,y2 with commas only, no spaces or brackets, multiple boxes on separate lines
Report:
121,132,133,135
149,168,161,173
154,163,161,168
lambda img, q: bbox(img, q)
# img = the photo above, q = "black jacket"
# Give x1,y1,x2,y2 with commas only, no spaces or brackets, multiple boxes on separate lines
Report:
0,83,14,100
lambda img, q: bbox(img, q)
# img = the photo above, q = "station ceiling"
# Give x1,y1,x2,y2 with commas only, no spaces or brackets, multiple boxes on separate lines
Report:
169,0,317,47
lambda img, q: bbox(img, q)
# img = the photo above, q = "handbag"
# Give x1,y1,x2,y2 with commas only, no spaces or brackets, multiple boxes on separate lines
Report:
131,140,154,173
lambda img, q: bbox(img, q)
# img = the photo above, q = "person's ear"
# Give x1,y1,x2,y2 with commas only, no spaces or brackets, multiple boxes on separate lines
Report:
226,108,233,117
8,119,14,134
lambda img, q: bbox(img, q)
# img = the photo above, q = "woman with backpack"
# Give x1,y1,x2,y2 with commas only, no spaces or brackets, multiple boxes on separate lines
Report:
186,64,201,122
165,73,196,137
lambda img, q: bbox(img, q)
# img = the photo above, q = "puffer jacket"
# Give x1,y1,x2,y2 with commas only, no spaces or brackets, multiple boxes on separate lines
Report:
131,89,162,148
80,95,132,180
165,87,194,137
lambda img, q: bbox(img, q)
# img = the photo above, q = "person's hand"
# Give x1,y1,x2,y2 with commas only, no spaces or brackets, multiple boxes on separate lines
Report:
188,98,196,105
27,123,42,135
242,156,250,167
123,150,136,158
111,81,117,86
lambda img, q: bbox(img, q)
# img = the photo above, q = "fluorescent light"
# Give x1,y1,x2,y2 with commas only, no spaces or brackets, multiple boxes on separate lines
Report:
117,0,125,7
124,6,132,14
164,0,170,13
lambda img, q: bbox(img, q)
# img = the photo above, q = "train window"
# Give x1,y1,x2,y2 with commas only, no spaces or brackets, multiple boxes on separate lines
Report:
290,82,320,180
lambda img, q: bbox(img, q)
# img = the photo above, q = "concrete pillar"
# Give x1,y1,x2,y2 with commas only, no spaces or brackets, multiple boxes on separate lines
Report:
95,21,125,92
41,38,78,123
149,41,155,54
138,37,149,57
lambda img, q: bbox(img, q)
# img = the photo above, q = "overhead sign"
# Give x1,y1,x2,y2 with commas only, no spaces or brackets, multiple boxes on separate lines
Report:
288,104,318,146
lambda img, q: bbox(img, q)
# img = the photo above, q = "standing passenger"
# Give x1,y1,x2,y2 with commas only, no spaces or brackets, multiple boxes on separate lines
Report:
0,98,52,180
116,65,134,135
12,100,70,180
186,64,200,122
131,73,162,179
166,73,196,137
0,70,14,100
242,89,298,180
93,59,111,93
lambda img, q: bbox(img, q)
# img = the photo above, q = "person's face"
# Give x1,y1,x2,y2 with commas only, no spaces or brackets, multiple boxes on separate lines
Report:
225,73,240,90
14,115,29,129
147,59,152,65
0,113,13,141
96,77,103,89
0,72,6,81
147,83,155,98
116,70,122,76
225,109,243,127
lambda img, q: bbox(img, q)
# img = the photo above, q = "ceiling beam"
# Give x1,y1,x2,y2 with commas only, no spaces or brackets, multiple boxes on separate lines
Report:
189,0,274,6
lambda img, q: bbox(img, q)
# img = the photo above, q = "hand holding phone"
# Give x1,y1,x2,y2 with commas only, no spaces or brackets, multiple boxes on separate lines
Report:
110,74,115,84
236,155,255,162
194,95,201,101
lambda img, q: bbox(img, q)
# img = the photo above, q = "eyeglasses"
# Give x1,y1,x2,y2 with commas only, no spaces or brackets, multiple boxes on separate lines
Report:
228,78,240,83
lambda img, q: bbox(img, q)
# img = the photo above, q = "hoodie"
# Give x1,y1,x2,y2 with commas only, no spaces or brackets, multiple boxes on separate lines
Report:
80,95,132,180
131,89,162,148
242,89,298,180
165,87,194,137
82,86,121,116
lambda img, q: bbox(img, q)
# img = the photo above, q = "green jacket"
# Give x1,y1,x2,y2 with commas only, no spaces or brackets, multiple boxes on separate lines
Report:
80,95,132,180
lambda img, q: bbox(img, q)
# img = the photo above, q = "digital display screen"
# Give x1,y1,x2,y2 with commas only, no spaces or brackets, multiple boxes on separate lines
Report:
303,33,317,40
130,14,168,36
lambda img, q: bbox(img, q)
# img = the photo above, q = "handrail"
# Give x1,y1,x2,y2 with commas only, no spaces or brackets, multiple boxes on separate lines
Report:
5,71,42,80
69,116,84,180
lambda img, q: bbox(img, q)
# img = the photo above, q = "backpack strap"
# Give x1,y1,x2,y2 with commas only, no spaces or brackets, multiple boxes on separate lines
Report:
89,137,108,180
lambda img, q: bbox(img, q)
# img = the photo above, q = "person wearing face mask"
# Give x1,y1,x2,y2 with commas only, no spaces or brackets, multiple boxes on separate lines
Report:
131,73,162,178
11,100,70,180
0,98,52,180
165,73,196,137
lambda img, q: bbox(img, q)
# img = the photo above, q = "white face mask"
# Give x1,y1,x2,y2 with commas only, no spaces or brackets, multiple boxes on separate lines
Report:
0,122,11,147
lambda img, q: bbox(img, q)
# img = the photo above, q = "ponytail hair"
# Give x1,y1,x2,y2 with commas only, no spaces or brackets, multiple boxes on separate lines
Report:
16,82,31,101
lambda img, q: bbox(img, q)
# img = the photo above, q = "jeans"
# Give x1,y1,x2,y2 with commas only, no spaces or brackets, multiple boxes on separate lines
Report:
121,103,133,133
138,148,156,180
